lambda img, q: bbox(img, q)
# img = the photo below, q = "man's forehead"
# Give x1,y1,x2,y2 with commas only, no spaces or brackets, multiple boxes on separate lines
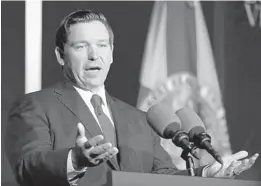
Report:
67,21,110,40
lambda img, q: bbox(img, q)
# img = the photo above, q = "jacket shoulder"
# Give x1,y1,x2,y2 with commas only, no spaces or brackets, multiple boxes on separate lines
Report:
11,83,61,111
111,96,146,117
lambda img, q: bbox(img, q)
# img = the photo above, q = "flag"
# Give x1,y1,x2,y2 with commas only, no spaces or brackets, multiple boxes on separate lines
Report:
137,1,232,169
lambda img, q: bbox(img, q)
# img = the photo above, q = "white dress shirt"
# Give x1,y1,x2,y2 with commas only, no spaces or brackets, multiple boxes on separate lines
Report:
67,85,114,185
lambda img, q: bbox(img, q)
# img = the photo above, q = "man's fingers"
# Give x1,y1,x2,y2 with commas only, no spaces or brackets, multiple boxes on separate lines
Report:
242,159,249,167
235,153,259,172
231,151,248,161
89,143,112,158
93,147,119,162
231,152,259,171
224,160,238,177
84,135,104,149
103,147,119,160
248,153,259,167
250,153,259,163
94,152,110,161
109,147,119,156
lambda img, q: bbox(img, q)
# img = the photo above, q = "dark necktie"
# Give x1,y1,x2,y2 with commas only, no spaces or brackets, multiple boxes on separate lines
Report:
90,94,116,148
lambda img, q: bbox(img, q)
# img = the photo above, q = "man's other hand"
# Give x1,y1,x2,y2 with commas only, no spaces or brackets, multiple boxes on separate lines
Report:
206,151,259,178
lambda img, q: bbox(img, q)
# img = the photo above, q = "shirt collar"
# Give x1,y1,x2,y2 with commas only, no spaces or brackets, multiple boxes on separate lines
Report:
73,85,107,106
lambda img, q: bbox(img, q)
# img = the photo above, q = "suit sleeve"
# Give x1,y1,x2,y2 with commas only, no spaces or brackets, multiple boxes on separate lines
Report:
150,128,205,176
4,95,71,186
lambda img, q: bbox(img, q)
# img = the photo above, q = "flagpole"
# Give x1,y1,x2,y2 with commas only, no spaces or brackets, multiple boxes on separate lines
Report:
25,0,42,93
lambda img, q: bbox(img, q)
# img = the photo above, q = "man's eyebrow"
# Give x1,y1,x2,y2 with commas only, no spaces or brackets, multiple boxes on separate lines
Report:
69,41,88,46
70,39,109,44
96,39,110,43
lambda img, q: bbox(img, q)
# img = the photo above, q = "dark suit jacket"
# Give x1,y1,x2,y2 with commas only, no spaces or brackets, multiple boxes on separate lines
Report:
5,81,204,186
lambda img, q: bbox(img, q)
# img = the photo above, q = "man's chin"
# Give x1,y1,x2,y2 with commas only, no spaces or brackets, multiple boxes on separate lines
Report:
80,82,104,91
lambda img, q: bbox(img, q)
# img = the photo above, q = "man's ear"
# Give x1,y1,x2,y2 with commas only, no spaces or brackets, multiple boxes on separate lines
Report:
55,47,65,66
110,44,114,64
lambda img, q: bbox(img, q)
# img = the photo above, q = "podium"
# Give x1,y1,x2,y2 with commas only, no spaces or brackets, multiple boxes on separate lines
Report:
107,171,261,186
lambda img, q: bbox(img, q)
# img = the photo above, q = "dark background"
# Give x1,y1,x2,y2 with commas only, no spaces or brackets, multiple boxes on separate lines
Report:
2,1,261,186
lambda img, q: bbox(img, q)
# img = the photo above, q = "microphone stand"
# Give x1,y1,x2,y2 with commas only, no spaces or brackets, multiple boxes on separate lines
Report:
172,130,198,176
181,144,197,176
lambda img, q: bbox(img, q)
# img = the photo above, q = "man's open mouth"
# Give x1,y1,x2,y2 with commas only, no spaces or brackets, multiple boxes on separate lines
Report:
85,67,101,71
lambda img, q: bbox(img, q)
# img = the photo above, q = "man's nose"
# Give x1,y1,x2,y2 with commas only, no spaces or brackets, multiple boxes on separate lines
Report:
88,46,99,61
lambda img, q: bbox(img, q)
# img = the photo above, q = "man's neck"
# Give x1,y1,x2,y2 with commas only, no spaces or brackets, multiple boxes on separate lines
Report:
70,82,104,93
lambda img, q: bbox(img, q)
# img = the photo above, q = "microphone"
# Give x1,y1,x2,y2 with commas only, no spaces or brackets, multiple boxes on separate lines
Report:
146,103,199,159
176,107,224,164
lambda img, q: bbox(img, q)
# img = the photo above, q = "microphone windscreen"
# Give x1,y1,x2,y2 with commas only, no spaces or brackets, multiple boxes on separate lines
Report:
147,102,181,139
175,107,205,138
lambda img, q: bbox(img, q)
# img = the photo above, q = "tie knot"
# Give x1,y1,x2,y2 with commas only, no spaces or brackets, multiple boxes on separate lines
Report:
91,94,104,115
91,94,103,107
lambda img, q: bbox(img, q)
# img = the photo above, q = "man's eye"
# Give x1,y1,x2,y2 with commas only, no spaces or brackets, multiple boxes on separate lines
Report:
98,44,108,48
75,45,86,50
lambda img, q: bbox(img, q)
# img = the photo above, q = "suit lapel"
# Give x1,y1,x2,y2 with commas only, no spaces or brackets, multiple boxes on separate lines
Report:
106,93,142,172
104,92,124,171
54,81,102,140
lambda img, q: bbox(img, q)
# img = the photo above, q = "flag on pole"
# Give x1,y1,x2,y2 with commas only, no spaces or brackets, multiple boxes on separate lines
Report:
137,1,231,169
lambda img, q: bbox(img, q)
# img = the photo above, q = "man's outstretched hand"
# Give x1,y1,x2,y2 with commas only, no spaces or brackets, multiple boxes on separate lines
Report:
206,151,259,178
71,123,118,170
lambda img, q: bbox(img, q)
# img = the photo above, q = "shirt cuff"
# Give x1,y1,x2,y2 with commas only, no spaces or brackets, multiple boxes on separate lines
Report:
67,149,87,185
201,165,211,177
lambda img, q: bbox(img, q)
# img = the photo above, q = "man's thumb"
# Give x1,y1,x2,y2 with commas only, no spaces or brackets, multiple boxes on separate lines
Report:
77,123,85,138
231,151,248,161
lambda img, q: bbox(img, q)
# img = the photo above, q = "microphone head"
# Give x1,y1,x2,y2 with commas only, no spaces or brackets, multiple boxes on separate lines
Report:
175,107,206,139
176,107,223,164
146,102,181,139
188,126,205,140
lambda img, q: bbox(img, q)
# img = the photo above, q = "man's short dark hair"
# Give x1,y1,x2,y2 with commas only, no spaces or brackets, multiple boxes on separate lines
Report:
55,9,114,55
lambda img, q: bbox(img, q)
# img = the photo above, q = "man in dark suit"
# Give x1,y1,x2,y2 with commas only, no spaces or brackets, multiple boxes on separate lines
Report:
5,9,259,186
